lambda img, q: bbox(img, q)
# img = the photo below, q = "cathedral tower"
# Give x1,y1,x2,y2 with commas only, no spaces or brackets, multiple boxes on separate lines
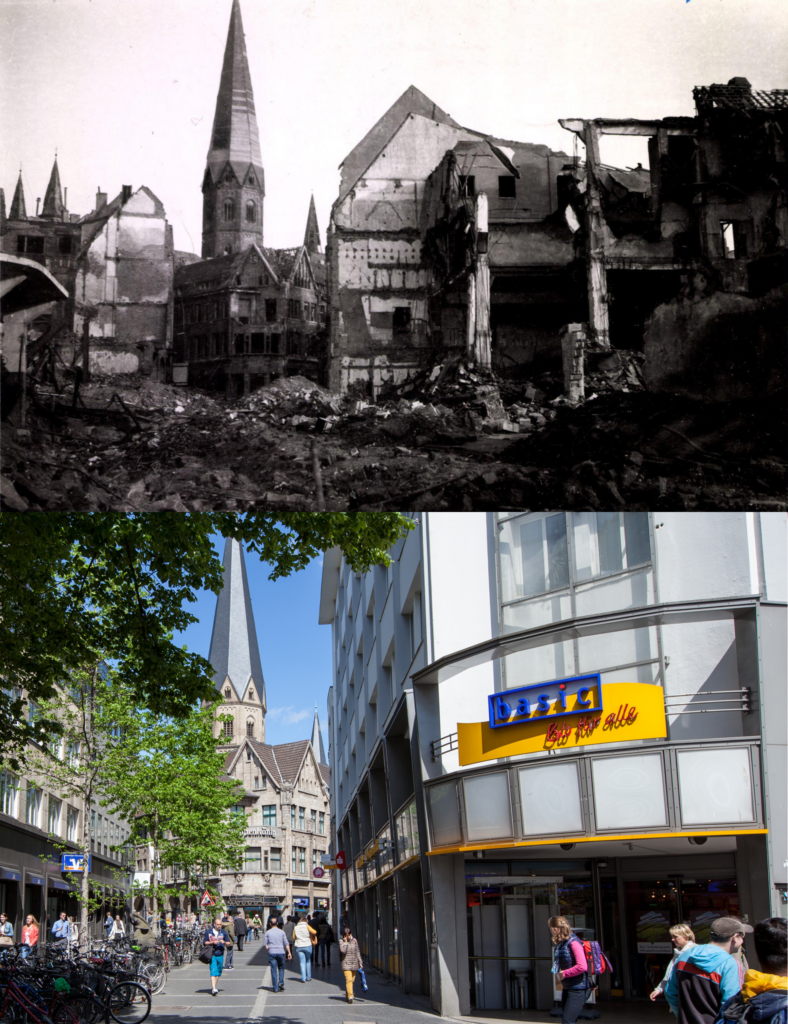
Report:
201,0,265,258
207,537,267,743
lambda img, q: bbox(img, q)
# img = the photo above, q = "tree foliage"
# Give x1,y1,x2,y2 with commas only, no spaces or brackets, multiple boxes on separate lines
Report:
0,512,413,759
102,703,248,919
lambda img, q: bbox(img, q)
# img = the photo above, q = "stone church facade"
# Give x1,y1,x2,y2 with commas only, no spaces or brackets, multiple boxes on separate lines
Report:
206,537,331,919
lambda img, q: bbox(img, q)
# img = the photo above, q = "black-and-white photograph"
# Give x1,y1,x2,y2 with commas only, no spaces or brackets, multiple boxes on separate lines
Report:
1,0,786,511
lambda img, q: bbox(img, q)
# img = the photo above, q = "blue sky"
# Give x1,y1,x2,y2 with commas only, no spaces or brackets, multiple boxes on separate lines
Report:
172,534,331,753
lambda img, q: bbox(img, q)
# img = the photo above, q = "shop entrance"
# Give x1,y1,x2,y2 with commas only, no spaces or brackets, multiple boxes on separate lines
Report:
468,879,561,1011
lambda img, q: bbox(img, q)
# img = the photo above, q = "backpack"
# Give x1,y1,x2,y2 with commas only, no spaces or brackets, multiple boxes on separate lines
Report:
582,940,613,988
718,993,788,1024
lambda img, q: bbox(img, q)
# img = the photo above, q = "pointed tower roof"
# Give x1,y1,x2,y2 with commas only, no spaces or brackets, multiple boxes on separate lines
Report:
310,707,327,765
208,537,267,708
205,0,265,190
9,171,27,221
41,157,65,219
303,194,321,253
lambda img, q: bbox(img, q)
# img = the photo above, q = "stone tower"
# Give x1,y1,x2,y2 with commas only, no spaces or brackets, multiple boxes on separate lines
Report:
41,157,66,220
303,194,321,254
310,707,327,765
201,0,265,258
9,171,27,221
208,537,267,743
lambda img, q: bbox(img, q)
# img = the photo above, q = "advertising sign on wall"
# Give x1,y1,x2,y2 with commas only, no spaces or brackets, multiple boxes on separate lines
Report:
459,682,667,766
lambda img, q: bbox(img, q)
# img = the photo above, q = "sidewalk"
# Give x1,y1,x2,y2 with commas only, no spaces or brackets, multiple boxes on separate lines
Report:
145,935,440,1024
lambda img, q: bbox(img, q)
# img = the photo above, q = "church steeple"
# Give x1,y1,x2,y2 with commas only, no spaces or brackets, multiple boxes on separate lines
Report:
41,156,65,220
9,171,27,221
304,194,321,253
311,707,327,765
208,537,267,743
201,0,265,258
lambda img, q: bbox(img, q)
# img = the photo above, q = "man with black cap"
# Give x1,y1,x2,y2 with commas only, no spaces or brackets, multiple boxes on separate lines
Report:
666,916,752,1024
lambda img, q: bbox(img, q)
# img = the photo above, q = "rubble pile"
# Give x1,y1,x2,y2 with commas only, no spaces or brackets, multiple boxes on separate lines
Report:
1,356,784,512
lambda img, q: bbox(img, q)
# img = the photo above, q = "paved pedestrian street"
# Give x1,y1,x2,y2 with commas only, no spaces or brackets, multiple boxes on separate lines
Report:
146,937,440,1024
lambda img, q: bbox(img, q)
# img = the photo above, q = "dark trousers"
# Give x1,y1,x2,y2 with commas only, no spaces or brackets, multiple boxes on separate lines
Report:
318,939,330,965
236,935,244,951
561,987,587,1024
269,953,285,990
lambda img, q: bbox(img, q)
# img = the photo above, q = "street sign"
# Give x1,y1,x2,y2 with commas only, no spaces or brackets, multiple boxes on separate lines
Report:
335,850,346,869
61,853,90,873
200,890,216,906
313,866,325,879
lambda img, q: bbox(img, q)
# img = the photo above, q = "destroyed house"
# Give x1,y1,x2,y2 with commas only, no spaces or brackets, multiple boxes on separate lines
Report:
559,76,788,399
326,85,578,395
173,241,327,395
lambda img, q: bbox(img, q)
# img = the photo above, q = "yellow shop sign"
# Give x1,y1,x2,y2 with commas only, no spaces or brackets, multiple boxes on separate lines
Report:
458,682,667,766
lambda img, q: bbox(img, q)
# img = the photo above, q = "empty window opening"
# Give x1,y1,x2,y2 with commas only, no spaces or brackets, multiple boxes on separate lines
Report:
721,221,747,260
498,175,516,198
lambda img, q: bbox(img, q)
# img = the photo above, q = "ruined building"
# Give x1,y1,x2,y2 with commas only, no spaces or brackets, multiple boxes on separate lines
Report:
173,0,327,394
327,79,787,400
0,159,176,377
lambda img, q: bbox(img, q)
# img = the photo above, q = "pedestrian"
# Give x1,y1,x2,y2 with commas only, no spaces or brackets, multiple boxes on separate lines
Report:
294,915,317,983
21,914,39,959
264,916,292,992
652,924,696,1003
104,912,113,940
339,927,363,1004
308,915,319,966
284,915,296,946
203,915,231,997
221,913,235,970
549,915,590,1024
233,910,247,951
0,912,14,947
714,917,787,1024
317,915,332,967
665,915,750,1024
51,911,70,949
109,915,126,942
251,913,262,941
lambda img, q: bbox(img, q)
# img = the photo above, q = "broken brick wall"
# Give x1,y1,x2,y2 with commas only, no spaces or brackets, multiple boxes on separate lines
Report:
642,283,787,402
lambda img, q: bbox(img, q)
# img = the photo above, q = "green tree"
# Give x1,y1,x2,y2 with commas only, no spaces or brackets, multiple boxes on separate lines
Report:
101,703,248,920
0,512,413,761
1,661,136,944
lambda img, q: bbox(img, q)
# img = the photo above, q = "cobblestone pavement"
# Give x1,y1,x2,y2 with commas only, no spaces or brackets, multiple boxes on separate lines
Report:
146,935,442,1024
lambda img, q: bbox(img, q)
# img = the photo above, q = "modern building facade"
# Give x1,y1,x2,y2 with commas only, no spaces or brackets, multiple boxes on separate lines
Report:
320,512,786,1017
195,537,331,919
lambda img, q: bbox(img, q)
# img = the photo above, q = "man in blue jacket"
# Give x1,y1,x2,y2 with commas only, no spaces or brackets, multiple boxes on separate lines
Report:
667,916,751,1024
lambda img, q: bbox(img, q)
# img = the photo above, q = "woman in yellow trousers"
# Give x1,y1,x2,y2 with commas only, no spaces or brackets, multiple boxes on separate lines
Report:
339,927,364,1003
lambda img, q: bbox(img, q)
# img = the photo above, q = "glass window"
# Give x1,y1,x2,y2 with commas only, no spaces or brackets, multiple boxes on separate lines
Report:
319,812,325,834
311,809,317,829
463,772,513,842
292,847,297,873
0,771,18,816
67,806,79,842
676,748,754,825
291,806,296,828
270,848,281,871
573,512,650,582
48,796,62,835
26,784,41,827
245,847,261,870
299,848,306,874
592,753,667,830
262,805,276,827
519,761,583,836
299,806,305,829
427,781,462,847
499,514,569,602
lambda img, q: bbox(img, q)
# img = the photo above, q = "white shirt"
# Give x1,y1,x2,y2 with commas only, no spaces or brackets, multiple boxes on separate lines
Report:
293,921,314,948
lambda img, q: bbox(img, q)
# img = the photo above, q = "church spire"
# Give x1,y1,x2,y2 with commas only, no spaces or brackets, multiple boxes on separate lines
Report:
208,537,267,712
9,171,27,221
304,194,321,253
41,156,65,220
201,0,265,257
311,707,327,765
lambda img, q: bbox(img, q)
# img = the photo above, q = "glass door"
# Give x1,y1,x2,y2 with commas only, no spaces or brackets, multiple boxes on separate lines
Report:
504,895,532,1010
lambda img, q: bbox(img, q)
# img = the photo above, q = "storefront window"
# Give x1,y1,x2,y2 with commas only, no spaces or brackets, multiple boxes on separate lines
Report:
519,761,583,837
463,772,512,842
591,753,667,830
428,781,462,847
676,748,755,825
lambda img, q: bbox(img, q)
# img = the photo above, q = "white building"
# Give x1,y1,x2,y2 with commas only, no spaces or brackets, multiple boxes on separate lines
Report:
320,512,787,1017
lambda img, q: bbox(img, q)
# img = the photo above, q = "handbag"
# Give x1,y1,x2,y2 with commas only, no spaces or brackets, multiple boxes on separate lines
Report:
198,943,216,965
0,935,13,948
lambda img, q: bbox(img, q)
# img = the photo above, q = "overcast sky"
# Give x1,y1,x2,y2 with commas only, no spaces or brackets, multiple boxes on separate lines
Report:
1,0,786,254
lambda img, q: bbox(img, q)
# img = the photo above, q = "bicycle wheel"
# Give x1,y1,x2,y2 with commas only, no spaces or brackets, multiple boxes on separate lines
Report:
107,983,150,1024
52,995,105,1024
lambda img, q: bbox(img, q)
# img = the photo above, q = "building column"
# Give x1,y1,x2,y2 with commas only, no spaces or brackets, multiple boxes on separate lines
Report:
583,124,611,349
473,193,492,369
465,274,476,363
428,853,470,1017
